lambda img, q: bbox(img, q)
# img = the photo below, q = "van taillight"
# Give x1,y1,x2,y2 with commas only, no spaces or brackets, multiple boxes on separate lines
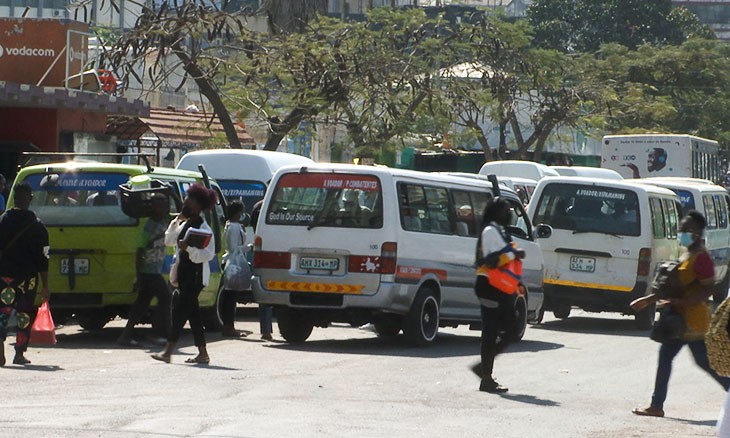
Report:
380,242,397,274
254,236,262,251
253,251,290,269
638,248,652,276
347,242,397,274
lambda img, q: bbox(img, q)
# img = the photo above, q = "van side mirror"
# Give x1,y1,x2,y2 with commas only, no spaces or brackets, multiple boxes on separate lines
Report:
535,224,552,239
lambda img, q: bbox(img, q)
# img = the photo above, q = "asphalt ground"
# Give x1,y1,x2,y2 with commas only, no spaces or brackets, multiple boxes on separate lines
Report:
0,308,726,437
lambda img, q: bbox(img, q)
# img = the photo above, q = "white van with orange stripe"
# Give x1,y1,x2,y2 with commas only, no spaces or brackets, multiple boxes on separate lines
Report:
527,177,681,328
252,164,548,346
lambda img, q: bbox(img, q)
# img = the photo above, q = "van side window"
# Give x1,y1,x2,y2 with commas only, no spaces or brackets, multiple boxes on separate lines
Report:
504,198,531,240
423,187,452,234
703,195,718,229
662,199,678,239
713,194,728,229
649,198,666,238
471,192,490,229
399,184,428,232
452,190,476,237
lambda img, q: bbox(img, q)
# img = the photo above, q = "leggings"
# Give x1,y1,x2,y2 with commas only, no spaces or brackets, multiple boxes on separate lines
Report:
168,280,206,347
0,276,38,353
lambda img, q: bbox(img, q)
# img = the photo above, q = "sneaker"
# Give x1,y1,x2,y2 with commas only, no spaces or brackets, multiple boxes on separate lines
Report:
479,379,508,393
632,407,664,417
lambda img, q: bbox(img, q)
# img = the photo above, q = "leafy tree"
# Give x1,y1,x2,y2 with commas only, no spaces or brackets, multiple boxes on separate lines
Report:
527,0,714,53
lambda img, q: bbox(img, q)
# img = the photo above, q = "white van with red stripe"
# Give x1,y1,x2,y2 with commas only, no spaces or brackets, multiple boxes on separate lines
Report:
252,164,548,346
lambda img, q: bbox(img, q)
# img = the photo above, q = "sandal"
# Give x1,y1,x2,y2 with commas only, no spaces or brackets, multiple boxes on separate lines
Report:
151,353,171,363
185,355,210,364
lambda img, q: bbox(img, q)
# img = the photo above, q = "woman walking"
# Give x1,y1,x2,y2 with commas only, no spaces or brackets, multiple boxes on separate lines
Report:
152,183,217,364
632,210,730,417
221,200,249,338
474,197,525,393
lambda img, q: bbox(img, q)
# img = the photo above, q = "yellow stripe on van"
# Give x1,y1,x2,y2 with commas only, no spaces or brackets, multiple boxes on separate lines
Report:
266,281,364,294
544,279,634,292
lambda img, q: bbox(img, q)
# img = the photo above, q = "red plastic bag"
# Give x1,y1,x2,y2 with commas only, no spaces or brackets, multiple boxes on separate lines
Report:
30,302,57,345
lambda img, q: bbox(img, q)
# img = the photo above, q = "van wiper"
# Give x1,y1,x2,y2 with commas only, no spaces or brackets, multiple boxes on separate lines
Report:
572,229,623,239
307,212,325,231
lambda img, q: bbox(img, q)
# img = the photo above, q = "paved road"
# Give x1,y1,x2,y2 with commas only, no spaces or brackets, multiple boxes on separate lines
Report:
0,309,726,437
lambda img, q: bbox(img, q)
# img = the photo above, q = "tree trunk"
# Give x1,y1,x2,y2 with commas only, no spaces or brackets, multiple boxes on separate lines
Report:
532,126,553,163
261,0,328,34
498,118,508,159
466,120,493,161
264,106,311,151
171,42,242,149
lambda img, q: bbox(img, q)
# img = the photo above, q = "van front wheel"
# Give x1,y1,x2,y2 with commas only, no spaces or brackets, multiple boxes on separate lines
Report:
553,305,571,320
403,286,439,347
276,307,313,344
510,295,528,342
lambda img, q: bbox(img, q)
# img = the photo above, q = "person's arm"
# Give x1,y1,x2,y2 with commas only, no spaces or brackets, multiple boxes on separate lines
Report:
38,224,50,302
165,217,184,247
185,222,216,263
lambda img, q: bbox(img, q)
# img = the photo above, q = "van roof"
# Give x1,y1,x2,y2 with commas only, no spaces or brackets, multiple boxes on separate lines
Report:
637,178,727,193
538,176,678,197
275,163,519,197
18,161,204,179
176,149,313,182
478,160,559,180
603,134,719,144
551,166,623,180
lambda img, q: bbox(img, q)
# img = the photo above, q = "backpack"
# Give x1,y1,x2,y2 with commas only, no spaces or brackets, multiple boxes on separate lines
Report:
707,297,730,377
651,261,682,299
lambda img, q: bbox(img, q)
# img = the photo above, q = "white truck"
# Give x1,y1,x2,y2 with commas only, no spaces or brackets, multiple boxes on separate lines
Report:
602,134,720,182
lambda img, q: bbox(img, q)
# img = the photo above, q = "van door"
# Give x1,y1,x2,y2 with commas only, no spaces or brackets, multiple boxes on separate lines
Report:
503,197,542,294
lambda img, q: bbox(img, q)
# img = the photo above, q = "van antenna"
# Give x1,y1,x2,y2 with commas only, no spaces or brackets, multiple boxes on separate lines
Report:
487,174,501,197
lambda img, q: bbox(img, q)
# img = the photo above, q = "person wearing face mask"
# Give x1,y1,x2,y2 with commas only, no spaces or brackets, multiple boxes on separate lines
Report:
631,210,730,417
152,183,217,364
220,200,251,338
472,197,526,393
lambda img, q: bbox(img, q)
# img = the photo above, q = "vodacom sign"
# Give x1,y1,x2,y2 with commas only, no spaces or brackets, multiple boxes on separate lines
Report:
0,43,56,58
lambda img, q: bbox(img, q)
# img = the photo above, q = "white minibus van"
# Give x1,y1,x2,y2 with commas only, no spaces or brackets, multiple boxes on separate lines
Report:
527,177,680,328
444,172,537,205
639,178,730,301
252,164,551,346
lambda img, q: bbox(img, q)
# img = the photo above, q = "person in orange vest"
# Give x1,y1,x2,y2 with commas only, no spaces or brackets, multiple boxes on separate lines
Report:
473,197,525,393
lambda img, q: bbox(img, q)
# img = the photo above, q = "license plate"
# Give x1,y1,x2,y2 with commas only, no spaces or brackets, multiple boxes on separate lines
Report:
300,257,339,270
61,258,90,275
569,256,595,273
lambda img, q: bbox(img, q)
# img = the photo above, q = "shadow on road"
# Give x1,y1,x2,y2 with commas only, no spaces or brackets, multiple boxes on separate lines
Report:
532,316,650,338
2,364,63,372
666,416,717,427
269,332,564,358
499,392,561,407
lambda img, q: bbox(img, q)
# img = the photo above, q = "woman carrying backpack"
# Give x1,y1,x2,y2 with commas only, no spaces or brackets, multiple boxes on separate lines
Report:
631,210,730,417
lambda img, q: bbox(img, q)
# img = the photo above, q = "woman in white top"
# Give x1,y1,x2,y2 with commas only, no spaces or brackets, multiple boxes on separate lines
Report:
152,183,217,364
221,201,249,337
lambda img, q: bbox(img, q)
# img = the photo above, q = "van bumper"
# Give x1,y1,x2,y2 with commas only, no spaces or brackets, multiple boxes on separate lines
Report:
252,276,414,315
543,281,648,313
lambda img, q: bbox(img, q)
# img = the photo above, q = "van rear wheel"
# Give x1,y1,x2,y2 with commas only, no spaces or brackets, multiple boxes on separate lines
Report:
403,286,439,347
276,307,313,344
510,295,528,341
553,305,571,320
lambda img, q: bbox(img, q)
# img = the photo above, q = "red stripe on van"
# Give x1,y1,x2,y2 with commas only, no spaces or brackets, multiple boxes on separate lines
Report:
395,266,447,281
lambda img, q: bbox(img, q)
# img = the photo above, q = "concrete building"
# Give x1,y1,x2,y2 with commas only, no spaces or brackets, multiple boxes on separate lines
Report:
674,1,730,41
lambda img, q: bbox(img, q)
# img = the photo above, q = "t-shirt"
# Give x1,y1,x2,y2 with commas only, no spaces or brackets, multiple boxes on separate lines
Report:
676,248,715,341
138,218,168,274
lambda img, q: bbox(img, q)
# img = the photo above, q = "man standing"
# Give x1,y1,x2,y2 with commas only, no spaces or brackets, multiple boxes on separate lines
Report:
0,182,50,366
117,194,171,346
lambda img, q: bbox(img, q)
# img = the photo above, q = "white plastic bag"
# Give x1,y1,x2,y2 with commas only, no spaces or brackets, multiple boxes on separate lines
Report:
224,249,252,291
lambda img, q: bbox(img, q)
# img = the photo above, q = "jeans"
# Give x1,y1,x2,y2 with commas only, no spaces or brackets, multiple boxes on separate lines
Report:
651,339,730,409
259,305,273,335
126,274,170,338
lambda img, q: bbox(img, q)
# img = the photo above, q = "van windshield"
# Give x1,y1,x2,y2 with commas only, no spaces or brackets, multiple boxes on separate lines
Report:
21,172,136,226
533,183,640,236
266,173,383,228
218,180,267,213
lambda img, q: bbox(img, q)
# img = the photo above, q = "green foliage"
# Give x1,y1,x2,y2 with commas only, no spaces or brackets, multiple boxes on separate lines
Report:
528,0,714,52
